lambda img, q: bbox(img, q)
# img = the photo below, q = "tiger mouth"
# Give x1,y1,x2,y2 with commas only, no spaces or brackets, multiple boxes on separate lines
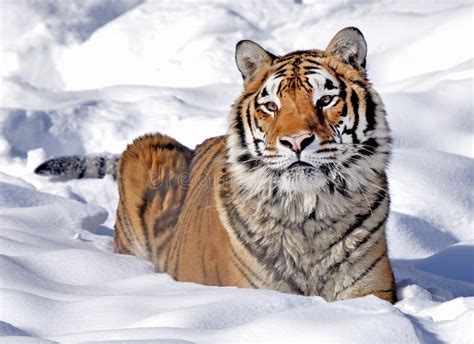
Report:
287,161,314,169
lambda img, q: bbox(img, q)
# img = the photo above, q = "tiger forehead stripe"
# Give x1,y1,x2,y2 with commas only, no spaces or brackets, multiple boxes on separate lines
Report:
304,68,338,85
257,74,284,107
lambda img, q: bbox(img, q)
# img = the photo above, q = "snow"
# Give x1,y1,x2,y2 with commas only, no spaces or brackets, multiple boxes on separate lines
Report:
1,0,473,342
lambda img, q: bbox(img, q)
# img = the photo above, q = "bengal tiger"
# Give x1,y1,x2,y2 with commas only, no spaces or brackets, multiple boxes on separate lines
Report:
35,27,396,303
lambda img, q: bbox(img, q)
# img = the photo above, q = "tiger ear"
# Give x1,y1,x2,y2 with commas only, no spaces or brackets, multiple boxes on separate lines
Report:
235,40,275,81
325,27,367,70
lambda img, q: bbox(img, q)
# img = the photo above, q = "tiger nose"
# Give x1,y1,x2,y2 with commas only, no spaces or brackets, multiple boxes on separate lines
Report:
279,133,315,153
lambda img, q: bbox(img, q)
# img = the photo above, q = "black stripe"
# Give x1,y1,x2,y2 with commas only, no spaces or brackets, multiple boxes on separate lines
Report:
138,188,155,259
190,145,224,198
316,147,337,154
335,77,348,120
337,77,347,99
364,93,377,133
245,107,253,134
292,56,302,68
317,214,388,290
233,108,247,148
220,196,256,247
237,153,259,170
117,162,139,251
253,117,264,133
191,140,217,169
327,179,335,194
341,154,363,169
229,244,258,288
302,66,321,73
113,224,129,253
298,77,312,94
304,58,323,66
359,138,379,156
228,240,260,282
272,67,287,77
238,97,265,163
254,138,263,156
97,156,106,178
190,140,223,179
168,229,183,277
153,142,175,151
201,242,208,282
349,89,360,143
276,78,286,95
275,69,286,77
233,114,247,147
319,139,335,146
315,105,325,124
77,160,86,179
154,231,174,264
115,210,133,251
335,252,386,298
340,103,347,117
353,80,366,89
334,173,347,196
323,190,387,255
152,199,181,236
245,107,262,156
170,189,201,278
221,196,304,294
231,255,258,288
253,96,260,113
325,79,336,90
363,211,389,242
320,164,336,195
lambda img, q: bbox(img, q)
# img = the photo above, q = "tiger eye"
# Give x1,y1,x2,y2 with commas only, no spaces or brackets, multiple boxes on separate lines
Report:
264,101,278,113
320,95,333,105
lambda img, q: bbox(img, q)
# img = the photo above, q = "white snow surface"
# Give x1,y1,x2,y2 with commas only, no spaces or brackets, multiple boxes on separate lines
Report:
1,0,473,342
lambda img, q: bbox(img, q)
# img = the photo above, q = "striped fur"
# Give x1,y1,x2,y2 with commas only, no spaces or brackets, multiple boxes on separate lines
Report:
35,154,119,179
37,28,397,303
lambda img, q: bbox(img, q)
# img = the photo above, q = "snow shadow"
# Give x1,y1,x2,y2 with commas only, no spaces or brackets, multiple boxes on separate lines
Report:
0,102,104,158
412,244,474,284
388,211,459,256
393,243,474,299
32,0,144,43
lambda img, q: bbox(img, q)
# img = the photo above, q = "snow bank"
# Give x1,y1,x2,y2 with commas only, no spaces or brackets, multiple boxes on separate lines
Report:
0,178,420,342
1,0,473,342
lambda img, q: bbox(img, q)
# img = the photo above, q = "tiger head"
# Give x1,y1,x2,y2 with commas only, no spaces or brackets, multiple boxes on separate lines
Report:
227,27,391,201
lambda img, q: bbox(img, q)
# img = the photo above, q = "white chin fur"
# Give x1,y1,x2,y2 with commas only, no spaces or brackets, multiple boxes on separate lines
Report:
278,169,326,193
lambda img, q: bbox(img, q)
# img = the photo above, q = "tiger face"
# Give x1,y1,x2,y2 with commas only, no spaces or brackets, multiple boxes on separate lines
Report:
228,27,391,197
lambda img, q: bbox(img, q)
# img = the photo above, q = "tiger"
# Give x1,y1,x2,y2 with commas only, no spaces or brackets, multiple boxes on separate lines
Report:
35,27,396,303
